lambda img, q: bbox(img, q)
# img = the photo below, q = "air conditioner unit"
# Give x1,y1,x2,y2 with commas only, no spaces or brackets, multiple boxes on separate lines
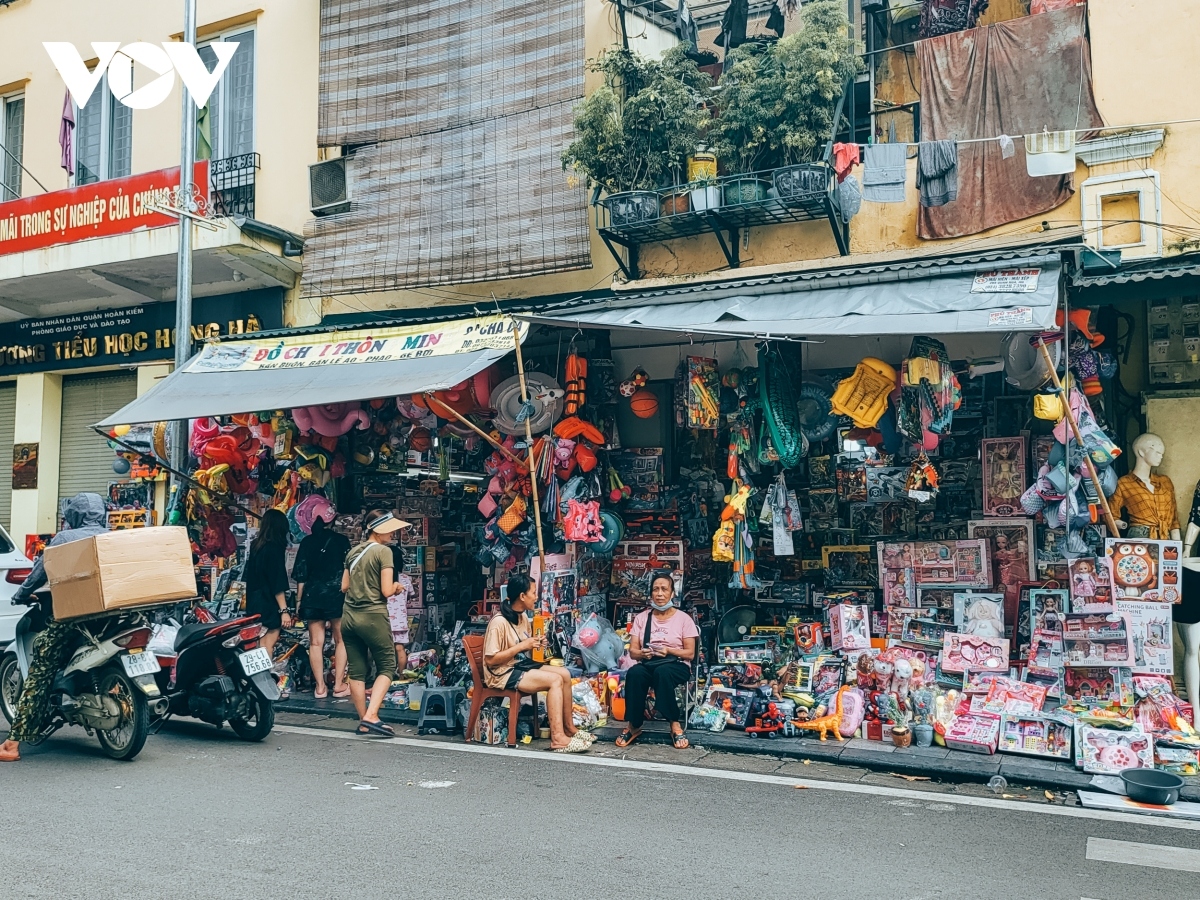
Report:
309,158,350,216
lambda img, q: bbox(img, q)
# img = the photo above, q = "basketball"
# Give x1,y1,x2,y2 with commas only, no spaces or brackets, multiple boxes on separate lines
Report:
408,427,432,452
630,389,659,419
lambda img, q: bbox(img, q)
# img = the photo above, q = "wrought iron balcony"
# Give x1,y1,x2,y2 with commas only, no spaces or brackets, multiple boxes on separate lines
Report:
210,152,259,219
594,164,849,280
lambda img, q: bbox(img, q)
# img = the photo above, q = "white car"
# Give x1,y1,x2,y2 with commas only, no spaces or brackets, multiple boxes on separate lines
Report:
0,522,33,649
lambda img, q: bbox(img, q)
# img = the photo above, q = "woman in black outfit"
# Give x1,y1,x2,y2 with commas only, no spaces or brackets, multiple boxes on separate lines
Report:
244,508,292,656
294,515,352,698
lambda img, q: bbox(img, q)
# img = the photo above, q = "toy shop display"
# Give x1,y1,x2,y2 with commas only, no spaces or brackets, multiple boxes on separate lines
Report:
115,303,1200,784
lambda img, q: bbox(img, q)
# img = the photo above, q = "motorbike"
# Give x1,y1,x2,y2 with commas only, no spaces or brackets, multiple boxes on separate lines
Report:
150,613,279,741
0,593,167,761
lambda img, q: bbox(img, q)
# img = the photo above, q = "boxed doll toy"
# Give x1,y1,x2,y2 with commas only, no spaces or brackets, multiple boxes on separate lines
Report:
997,714,1072,760
1062,612,1133,667
1077,724,1154,774
829,603,871,651
1115,600,1174,675
944,714,1001,754
940,634,1010,673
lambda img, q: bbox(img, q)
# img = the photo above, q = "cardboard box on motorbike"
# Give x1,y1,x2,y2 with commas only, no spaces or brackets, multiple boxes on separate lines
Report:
44,526,197,620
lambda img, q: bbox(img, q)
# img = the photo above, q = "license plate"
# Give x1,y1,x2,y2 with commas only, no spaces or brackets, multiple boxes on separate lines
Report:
120,650,161,677
239,648,272,676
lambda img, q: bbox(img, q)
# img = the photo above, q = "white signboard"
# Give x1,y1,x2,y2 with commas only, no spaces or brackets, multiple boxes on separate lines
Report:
972,268,1042,294
987,307,1035,328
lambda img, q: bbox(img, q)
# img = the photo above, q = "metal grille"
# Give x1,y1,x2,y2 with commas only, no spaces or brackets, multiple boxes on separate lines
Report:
0,383,14,531
305,0,590,294
210,152,259,219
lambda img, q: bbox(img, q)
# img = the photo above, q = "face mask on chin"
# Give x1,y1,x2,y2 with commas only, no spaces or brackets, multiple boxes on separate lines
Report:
650,597,674,611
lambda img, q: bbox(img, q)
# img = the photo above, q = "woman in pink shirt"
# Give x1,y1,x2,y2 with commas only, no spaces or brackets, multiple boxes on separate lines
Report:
616,572,699,750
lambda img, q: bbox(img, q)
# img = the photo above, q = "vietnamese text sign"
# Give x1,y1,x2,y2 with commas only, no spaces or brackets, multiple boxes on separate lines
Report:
0,162,209,256
971,268,1042,294
0,290,282,373
187,315,526,373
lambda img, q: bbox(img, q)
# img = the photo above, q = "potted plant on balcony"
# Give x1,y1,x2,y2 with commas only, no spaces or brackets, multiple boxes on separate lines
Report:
563,47,713,227
709,0,861,207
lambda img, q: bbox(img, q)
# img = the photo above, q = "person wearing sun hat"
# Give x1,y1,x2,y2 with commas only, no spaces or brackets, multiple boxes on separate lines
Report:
339,509,411,737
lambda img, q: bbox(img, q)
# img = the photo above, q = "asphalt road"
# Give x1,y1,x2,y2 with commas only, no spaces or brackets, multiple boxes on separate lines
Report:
3,716,1200,900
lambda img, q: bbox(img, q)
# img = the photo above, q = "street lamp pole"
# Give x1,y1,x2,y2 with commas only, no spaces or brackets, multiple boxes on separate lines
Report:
170,0,197,481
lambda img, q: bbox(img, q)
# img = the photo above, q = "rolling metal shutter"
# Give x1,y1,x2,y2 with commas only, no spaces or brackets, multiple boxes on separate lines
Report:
0,382,14,531
57,372,137,508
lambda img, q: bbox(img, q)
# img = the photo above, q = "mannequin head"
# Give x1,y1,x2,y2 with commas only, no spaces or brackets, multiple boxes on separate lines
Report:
1131,433,1165,469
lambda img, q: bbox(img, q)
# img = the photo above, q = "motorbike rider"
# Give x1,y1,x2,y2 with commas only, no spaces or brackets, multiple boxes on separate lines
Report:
1,493,108,763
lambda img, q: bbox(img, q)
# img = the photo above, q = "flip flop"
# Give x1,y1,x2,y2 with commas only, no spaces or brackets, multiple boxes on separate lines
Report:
672,731,690,750
614,728,640,749
552,734,591,754
332,688,351,698
313,688,329,700
357,720,395,738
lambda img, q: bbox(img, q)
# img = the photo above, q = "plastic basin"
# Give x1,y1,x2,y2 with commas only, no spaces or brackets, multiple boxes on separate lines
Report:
1121,768,1185,805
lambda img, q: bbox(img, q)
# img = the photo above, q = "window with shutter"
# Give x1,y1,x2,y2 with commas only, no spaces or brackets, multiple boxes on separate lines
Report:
1,94,23,202
199,29,255,159
74,75,133,185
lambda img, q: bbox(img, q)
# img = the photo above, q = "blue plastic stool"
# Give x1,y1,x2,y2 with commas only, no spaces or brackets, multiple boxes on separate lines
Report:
418,686,466,735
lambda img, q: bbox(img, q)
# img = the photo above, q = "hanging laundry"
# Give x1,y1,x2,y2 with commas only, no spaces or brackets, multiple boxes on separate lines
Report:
1025,130,1077,176
998,134,1015,159
917,140,958,207
766,0,799,38
919,0,990,39
916,6,1102,239
718,0,749,53
862,142,907,203
836,174,862,220
675,0,699,51
58,90,74,175
831,141,860,183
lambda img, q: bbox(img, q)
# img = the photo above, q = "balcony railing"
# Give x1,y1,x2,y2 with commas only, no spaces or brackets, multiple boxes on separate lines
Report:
210,152,259,219
594,164,849,280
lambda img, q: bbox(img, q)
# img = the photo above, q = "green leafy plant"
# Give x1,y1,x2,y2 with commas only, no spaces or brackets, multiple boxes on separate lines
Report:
563,46,713,196
710,0,863,174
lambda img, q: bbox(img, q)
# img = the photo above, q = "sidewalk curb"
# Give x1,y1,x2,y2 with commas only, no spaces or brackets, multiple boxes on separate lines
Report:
276,696,1200,802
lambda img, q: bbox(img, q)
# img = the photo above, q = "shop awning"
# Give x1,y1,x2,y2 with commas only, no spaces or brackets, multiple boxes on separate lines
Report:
523,254,1062,338
97,316,523,426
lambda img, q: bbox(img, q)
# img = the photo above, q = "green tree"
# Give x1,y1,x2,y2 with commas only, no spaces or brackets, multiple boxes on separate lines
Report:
562,46,713,195
711,0,862,174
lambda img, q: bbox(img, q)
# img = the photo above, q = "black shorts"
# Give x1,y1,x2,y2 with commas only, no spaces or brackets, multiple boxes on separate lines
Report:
504,656,540,690
300,597,345,622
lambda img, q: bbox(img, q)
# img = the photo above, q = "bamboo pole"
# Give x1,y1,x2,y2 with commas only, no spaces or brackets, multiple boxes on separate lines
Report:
1037,338,1120,537
422,395,526,468
512,328,547,572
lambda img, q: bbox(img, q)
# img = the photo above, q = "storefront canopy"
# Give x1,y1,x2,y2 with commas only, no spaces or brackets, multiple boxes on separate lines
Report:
97,316,524,426
523,254,1062,339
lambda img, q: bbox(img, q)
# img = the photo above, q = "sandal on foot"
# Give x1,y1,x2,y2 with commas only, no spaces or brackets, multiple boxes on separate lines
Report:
332,688,351,698
356,720,395,738
313,688,329,700
552,734,592,754
576,731,597,744
672,731,690,750
614,728,640,749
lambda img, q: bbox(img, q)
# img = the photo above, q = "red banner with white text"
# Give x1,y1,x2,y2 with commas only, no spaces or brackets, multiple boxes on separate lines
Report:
0,161,209,256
